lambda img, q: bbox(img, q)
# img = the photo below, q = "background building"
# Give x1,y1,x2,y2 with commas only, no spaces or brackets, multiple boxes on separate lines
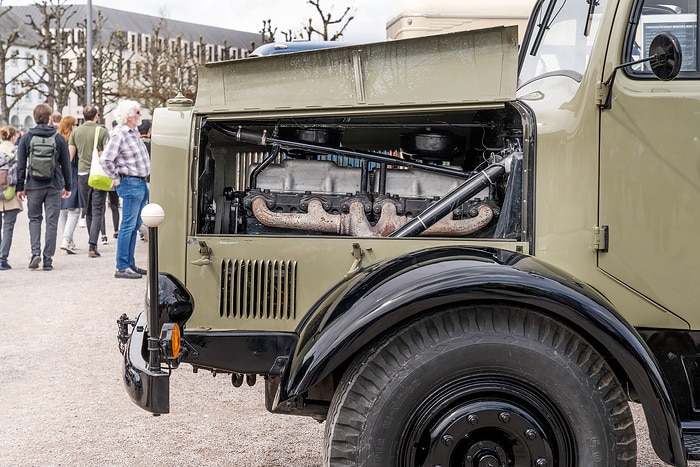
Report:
1,4,259,128
386,0,536,43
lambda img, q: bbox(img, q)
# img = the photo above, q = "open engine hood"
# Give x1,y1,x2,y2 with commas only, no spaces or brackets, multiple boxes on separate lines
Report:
195,26,518,115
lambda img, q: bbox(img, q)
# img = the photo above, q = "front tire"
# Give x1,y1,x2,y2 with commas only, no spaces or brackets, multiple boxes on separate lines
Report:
324,305,636,466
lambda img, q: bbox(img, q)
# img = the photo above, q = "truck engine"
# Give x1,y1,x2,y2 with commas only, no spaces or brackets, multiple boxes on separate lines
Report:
195,105,527,241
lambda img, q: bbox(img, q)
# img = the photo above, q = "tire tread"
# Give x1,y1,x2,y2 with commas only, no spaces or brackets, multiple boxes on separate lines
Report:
323,306,637,466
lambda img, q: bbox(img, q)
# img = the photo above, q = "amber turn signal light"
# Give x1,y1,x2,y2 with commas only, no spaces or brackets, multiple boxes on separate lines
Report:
159,322,181,359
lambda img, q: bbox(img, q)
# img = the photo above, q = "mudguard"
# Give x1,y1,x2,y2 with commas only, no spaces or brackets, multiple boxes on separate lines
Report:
280,246,684,465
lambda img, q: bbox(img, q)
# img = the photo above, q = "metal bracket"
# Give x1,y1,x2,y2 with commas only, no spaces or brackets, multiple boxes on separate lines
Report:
269,356,289,376
191,240,212,266
594,225,609,252
344,242,365,280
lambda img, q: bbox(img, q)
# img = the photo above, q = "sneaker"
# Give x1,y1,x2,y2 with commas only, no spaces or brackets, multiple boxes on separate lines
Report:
130,265,147,275
113,231,119,239
0,260,10,270
28,255,41,269
101,235,108,245
60,241,77,254
115,268,142,279
88,249,101,258
43,264,53,271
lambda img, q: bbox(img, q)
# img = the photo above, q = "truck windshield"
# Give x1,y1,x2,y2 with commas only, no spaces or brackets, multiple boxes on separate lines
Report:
519,0,608,85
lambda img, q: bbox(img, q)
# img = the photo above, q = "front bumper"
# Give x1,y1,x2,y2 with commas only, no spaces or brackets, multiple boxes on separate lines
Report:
122,312,170,414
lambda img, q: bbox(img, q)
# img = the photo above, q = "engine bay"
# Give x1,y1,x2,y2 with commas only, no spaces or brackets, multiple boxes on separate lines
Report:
195,105,528,241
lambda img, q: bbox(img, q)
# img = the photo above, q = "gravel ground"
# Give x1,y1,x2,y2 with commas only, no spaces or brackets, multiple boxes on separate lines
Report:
0,208,697,466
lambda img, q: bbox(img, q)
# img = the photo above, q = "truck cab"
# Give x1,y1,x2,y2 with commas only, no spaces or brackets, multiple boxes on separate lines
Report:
119,0,700,465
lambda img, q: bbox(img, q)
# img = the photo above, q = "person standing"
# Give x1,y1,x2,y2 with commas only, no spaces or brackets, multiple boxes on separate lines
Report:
100,100,149,279
16,103,71,271
136,119,152,242
50,112,62,127
0,125,22,270
69,105,109,258
106,120,121,241
57,116,81,254
106,190,120,240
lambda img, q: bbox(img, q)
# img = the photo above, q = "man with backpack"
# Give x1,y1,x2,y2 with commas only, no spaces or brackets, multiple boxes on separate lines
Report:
16,103,71,271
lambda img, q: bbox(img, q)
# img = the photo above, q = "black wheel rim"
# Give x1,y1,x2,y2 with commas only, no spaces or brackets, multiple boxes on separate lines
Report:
400,374,576,466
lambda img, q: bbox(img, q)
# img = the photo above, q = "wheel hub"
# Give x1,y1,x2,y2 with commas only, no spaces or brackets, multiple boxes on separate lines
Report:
467,440,507,466
424,401,555,466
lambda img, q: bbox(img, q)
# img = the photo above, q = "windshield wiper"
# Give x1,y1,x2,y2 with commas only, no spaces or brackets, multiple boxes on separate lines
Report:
529,0,558,56
584,0,599,36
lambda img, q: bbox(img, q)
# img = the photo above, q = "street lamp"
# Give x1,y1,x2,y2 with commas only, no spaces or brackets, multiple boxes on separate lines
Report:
86,0,93,105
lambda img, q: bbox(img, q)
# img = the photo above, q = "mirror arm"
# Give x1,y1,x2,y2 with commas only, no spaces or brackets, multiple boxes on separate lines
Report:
600,54,663,110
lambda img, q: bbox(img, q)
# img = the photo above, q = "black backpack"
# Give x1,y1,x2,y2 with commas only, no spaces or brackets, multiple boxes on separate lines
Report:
29,134,57,181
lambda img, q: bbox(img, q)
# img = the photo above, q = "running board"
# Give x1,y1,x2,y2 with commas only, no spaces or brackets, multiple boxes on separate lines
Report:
685,432,700,460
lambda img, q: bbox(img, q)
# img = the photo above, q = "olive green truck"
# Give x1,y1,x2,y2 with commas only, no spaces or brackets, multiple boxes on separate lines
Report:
117,0,700,464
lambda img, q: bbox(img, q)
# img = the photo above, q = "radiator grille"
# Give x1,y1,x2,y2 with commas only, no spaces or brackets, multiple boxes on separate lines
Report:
220,259,297,320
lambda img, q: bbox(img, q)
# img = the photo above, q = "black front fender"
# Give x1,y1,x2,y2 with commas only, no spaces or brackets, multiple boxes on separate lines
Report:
281,246,684,465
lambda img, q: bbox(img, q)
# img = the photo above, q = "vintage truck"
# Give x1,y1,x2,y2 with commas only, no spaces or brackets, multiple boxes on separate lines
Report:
118,0,700,464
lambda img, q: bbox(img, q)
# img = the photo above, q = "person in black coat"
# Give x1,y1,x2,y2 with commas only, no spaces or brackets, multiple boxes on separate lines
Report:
16,103,71,270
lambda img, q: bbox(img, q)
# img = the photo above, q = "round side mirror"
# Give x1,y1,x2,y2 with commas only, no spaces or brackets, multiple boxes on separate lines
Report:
649,32,682,80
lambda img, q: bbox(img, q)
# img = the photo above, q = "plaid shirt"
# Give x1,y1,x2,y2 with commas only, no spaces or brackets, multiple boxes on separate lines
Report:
100,124,150,180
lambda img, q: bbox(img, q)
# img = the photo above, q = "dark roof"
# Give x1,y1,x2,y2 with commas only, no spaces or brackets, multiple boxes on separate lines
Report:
3,4,259,50
0,7,41,46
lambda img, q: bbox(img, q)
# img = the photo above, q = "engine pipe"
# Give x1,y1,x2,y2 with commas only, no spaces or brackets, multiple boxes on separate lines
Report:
390,155,514,237
249,145,281,189
208,123,473,180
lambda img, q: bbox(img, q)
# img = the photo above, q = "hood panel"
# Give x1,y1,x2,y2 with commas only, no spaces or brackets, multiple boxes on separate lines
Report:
195,26,518,115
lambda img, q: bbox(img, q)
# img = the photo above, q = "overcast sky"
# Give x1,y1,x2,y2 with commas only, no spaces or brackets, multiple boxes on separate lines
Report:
3,0,402,43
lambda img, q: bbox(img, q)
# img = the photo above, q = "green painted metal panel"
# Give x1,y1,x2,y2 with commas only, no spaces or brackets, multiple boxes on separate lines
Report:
194,26,518,114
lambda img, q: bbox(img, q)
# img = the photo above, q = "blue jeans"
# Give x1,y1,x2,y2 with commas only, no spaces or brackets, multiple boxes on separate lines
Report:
115,177,149,270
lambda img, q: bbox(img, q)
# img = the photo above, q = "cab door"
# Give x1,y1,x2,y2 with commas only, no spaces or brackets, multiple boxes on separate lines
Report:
598,0,700,325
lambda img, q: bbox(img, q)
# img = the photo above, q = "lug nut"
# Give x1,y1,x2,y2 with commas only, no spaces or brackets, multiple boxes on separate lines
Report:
442,434,453,446
525,429,537,440
467,414,479,425
536,458,548,466
498,412,511,423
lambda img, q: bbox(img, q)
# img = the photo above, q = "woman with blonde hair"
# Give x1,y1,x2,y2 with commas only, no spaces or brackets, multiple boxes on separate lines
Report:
58,116,82,254
0,125,22,270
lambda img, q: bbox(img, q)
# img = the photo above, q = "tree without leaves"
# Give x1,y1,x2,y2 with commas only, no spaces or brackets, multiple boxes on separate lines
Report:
256,19,294,46
260,19,277,44
0,2,37,124
301,0,354,41
20,0,79,110
70,9,134,122
132,17,200,110
3,3,262,116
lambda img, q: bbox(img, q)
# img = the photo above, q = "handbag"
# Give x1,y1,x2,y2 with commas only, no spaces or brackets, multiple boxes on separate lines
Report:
87,127,112,191
0,151,17,201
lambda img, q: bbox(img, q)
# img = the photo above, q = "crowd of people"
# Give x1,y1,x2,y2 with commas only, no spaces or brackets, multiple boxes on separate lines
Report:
0,100,152,279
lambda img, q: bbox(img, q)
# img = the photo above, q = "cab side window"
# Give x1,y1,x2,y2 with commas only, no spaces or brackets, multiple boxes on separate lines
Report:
626,0,699,75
